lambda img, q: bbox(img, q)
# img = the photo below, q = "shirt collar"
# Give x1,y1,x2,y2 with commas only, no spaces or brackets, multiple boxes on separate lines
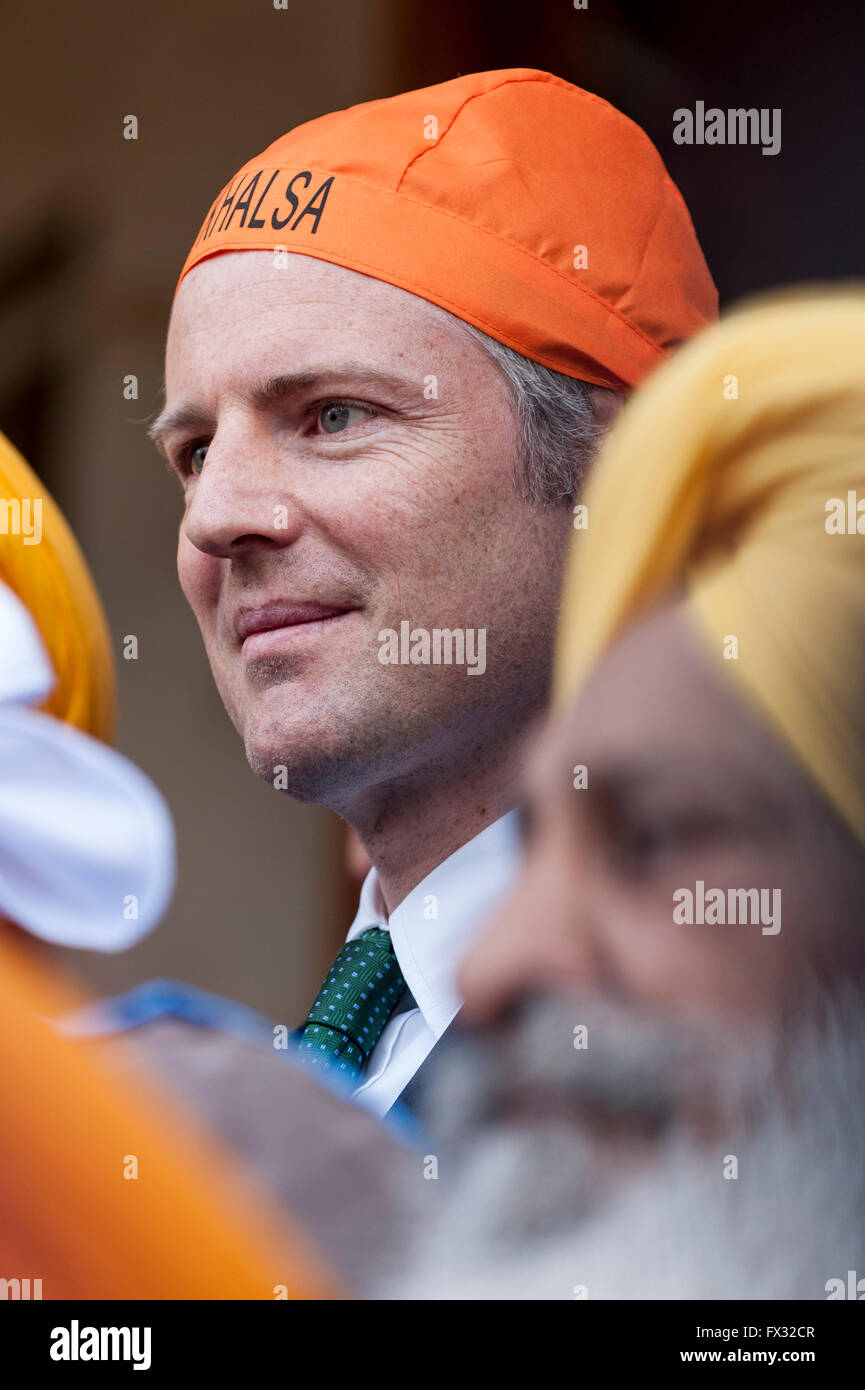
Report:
345,810,521,1036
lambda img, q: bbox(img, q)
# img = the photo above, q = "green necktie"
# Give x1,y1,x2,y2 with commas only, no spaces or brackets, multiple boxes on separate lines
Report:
296,927,406,1079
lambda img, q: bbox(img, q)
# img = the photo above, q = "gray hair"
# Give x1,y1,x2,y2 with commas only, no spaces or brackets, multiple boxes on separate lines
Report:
457,320,621,508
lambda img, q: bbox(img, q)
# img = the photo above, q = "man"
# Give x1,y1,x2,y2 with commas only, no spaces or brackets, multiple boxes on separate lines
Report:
388,290,865,1298
146,67,715,1116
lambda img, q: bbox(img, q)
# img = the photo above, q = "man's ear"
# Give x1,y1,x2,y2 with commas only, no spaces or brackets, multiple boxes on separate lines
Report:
589,385,626,436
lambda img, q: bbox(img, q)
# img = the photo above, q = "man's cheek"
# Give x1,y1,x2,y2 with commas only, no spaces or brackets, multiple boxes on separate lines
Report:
177,533,221,619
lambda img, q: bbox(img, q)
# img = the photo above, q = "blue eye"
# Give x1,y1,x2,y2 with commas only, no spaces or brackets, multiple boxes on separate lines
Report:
189,442,209,475
319,403,353,434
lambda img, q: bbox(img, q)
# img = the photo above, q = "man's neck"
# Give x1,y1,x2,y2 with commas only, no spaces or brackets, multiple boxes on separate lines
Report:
344,736,526,914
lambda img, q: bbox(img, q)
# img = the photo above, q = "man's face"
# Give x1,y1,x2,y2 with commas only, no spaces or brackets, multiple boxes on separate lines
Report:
397,607,865,1292
159,253,571,808
459,603,865,1031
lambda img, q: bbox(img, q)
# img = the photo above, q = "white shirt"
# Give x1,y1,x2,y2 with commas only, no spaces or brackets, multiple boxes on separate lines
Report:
346,811,521,1117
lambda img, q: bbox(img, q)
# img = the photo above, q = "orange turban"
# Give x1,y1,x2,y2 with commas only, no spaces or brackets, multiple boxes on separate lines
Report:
0,932,335,1298
176,68,717,391
0,430,115,742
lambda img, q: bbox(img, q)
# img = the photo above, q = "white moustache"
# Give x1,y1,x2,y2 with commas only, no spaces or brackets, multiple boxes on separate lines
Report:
384,981,865,1299
422,992,770,1159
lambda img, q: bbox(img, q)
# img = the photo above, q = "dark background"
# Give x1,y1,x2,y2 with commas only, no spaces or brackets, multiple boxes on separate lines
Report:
2,0,861,1021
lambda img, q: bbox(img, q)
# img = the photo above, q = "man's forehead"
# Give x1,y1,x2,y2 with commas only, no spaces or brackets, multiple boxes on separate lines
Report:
532,608,798,819
169,249,461,344
163,250,471,405
529,698,782,822
537,613,717,778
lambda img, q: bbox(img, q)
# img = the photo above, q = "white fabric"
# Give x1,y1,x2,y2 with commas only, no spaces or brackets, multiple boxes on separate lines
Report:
347,811,521,1116
0,576,54,706
0,581,175,948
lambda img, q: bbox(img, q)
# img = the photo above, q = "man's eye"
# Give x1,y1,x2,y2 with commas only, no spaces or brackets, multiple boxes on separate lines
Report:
624,822,680,862
182,442,209,476
606,815,685,878
315,401,372,435
612,810,727,877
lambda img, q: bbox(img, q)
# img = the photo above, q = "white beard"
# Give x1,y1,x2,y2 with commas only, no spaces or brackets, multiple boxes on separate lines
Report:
382,985,865,1300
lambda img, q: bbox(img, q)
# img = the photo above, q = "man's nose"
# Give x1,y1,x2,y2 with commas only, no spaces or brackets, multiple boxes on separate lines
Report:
182,427,304,558
457,859,600,1025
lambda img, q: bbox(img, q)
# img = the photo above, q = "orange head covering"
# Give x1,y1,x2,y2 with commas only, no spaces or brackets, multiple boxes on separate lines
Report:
0,430,115,742
0,932,336,1298
176,68,717,391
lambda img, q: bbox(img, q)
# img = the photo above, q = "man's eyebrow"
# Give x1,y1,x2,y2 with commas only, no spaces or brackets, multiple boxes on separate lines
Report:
582,755,741,798
147,364,421,454
247,365,418,409
147,402,213,454
576,753,792,825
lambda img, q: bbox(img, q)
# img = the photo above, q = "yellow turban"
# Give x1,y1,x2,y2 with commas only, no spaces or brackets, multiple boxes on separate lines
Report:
555,287,865,848
0,430,115,742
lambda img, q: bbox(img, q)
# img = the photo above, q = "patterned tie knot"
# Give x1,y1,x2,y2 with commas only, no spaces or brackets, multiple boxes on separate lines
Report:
296,926,406,1079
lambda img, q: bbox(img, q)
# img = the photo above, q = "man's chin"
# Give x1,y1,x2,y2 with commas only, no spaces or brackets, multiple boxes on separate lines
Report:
240,704,386,806
243,731,346,803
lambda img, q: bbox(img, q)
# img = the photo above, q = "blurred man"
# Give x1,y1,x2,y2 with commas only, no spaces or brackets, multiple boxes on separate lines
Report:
0,430,175,957
392,290,865,1298
0,431,329,1299
148,68,716,1115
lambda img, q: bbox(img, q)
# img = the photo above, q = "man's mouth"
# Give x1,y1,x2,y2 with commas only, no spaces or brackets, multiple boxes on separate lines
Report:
234,600,358,658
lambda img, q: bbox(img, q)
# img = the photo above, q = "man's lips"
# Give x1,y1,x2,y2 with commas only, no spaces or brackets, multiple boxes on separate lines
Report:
234,601,357,655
